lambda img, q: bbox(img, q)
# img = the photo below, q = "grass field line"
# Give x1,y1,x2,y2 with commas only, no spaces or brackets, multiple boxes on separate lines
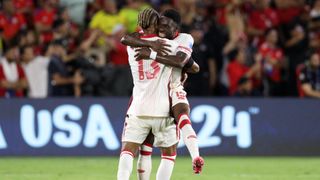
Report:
0,157,320,180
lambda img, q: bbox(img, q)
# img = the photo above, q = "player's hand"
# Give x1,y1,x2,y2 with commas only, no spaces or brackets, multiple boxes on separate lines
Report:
150,40,171,55
135,47,151,60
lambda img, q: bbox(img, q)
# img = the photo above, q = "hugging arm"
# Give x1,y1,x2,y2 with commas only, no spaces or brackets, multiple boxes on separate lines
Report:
121,32,152,48
135,48,200,73
121,33,171,55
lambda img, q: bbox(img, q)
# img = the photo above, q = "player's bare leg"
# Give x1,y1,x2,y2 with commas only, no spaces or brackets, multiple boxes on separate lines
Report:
156,144,177,180
137,132,154,180
172,103,204,174
117,142,140,180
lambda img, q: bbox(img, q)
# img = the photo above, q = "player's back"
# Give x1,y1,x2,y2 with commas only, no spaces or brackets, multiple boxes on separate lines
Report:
127,34,179,117
170,33,194,89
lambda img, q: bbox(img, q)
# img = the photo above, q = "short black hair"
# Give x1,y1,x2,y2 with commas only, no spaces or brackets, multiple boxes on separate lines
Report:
162,9,181,25
227,48,239,60
20,45,33,55
53,18,66,30
51,38,68,48
3,36,19,53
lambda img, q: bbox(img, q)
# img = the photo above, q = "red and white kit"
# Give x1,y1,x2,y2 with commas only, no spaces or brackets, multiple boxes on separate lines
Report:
170,33,194,107
124,34,183,147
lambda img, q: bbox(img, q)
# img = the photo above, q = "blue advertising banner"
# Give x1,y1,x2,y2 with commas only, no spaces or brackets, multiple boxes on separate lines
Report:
0,98,319,156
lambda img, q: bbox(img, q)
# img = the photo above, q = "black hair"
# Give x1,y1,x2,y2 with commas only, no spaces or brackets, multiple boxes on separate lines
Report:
53,18,66,30
162,9,181,25
19,45,33,55
227,48,239,61
3,36,19,53
51,38,68,48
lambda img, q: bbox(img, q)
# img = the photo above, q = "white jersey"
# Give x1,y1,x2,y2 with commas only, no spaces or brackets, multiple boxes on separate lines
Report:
127,34,179,117
170,33,194,89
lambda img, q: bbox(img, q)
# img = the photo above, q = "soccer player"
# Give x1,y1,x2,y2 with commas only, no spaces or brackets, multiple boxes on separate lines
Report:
121,9,205,178
117,8,188,180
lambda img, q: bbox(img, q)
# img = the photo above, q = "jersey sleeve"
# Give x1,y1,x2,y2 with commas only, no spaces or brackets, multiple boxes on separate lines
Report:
163,39,179,55
176,34,194,58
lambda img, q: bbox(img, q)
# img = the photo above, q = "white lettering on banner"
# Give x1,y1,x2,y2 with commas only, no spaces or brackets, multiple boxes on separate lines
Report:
18,103,255,150
179,105,256,149
221,106,251,148
20,105,52,148
53,105,83,148
83,105,120,150
0,125,7,149
19,104,120,150
179,105,221,148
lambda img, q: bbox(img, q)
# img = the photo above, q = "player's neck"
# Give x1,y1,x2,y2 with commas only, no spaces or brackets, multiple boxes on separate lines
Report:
143,29,156,35
142,26,157,36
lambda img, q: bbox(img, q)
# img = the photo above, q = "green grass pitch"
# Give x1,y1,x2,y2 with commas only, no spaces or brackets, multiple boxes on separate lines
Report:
0,157,320,180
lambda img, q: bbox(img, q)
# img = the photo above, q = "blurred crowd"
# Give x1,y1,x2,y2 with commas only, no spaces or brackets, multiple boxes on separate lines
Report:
0,0,319,98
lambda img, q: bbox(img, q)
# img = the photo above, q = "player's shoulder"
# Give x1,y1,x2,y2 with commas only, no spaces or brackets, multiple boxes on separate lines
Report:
175,33,194,48
178,33,193,39
177,33,194,42
159,37,179,47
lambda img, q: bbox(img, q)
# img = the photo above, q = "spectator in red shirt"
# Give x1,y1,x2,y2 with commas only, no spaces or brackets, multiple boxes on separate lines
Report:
13,0,34,28
109,25,128,66
34,0,58,43
0,0,26,41
227,48,249,95
256,28,286,96
108,24,132,96
13,0,34,14
247,0,279,46
275,0,304,25
215,0,230,26
0,40,28,98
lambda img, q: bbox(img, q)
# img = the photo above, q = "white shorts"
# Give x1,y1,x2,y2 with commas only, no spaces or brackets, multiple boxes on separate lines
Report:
122,115,179,148
170,86,189,107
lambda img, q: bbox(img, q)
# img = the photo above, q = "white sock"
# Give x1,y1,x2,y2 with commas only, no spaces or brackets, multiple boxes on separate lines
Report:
156,153,176,180
117,151,134,180
178,114,200,160
137,144,153,180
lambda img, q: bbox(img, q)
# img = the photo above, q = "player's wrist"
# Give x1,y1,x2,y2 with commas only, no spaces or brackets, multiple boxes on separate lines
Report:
149,50,157,59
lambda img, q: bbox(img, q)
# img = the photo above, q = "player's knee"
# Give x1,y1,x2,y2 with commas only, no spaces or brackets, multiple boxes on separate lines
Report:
161,144,177,156
121,142,140,156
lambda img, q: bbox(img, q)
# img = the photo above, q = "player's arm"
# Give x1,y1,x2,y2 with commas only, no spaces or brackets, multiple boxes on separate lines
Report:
121,32,149,47
184,57,200,74
135,47,190,68
121,33,171,55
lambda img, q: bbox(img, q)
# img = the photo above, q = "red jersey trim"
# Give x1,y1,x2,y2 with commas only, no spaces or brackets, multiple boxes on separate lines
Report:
140,34,158,38
177,45,192,53
173,32,180,39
